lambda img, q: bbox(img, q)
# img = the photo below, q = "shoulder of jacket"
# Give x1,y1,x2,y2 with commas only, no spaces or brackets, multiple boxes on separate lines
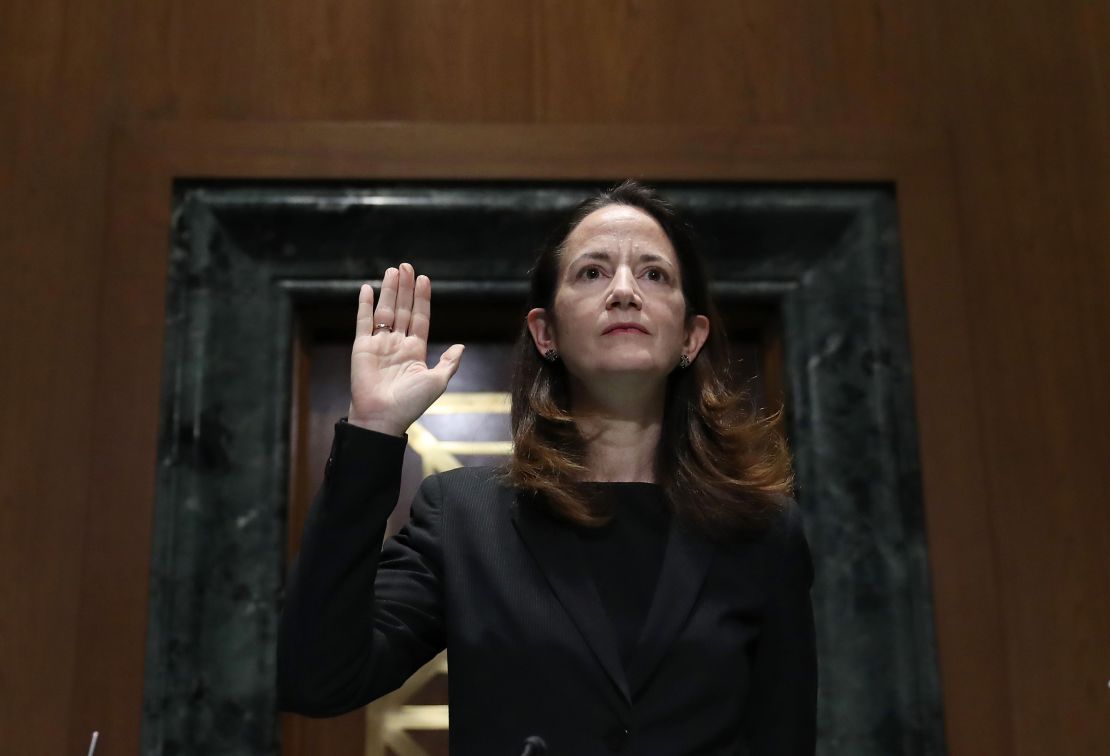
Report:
423,465,513,505
719,493,804,554
768,494,814,584
767,493,807,543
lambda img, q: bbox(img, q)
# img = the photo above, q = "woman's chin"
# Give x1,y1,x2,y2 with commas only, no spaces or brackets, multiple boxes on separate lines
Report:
579,358,669,380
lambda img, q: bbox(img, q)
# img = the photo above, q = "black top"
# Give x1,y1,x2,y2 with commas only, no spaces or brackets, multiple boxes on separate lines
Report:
570,482,670,673
279,420,819,755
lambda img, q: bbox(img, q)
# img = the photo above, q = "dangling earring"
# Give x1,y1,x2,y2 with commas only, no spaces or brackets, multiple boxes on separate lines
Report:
678,353,691,369
543,348,559,362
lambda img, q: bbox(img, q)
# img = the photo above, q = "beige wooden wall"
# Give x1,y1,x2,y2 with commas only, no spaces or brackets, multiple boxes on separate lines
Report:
2,2,1107,755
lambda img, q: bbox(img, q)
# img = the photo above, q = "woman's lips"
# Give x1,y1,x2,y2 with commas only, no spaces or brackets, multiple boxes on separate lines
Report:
604,326,649,335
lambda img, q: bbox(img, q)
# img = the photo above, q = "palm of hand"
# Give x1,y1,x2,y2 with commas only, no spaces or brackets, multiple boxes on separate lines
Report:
347,263,465,435
350,334,443,424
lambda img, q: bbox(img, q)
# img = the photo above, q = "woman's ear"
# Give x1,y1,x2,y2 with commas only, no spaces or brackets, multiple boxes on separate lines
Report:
526,308,557,356
683,314,710,361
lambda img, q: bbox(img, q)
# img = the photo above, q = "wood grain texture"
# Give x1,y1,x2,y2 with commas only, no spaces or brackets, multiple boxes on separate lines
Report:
0,0,115,753
930,4,1110,752
0,2,1107,755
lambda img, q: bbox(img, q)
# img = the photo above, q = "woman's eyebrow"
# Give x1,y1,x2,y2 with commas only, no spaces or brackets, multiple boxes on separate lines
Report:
636,252,676,269
574,250,611,264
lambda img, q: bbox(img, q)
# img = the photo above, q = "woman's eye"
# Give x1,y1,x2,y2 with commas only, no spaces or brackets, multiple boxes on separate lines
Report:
645,268,666,282
582,266,601,280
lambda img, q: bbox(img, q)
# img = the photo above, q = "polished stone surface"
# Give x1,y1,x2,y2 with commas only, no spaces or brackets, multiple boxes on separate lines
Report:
144,183,944,755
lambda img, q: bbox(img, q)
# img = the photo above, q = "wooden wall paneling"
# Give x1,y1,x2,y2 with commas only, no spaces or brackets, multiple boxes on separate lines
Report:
104,0,945,126
531,0,937,125
893,136,1016,754
64,129,174,756
113,0,539,121
0,0,115,753
0,115,96,754
932,3,1110,753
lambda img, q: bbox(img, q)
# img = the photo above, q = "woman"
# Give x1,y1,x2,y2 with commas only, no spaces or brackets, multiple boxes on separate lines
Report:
278,181,817,755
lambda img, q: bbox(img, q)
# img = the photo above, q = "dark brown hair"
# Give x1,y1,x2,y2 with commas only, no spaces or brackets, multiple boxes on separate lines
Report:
502,180,794,540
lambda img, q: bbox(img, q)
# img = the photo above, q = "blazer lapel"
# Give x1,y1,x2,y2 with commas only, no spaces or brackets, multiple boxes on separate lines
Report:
628,521,715,697
510,497,631,704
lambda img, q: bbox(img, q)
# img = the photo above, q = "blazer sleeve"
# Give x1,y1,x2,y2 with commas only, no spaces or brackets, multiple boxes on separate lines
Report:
739,501,819,755
277,419,447,717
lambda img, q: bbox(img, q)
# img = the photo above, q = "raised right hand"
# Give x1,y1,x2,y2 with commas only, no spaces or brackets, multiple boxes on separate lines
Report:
347,263,465,436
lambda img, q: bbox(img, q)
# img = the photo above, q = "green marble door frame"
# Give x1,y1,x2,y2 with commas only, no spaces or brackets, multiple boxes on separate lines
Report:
142,184,943,756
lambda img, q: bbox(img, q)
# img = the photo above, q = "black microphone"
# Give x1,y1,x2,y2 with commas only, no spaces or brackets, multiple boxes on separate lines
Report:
519,735,548,756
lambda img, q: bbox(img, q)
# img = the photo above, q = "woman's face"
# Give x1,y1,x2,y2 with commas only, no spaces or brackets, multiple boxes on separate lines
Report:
527,204,709,391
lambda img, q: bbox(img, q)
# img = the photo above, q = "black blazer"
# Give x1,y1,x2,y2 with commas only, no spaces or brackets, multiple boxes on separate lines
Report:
278,420,817,756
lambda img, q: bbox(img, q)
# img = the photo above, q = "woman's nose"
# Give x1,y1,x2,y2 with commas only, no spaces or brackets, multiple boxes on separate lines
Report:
607,267,641,308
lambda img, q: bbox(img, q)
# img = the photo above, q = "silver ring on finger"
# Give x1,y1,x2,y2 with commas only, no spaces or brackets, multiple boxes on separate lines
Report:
373,323,393,333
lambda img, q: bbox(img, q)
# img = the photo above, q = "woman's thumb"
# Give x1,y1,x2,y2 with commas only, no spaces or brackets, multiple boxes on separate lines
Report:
433,344,465,381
